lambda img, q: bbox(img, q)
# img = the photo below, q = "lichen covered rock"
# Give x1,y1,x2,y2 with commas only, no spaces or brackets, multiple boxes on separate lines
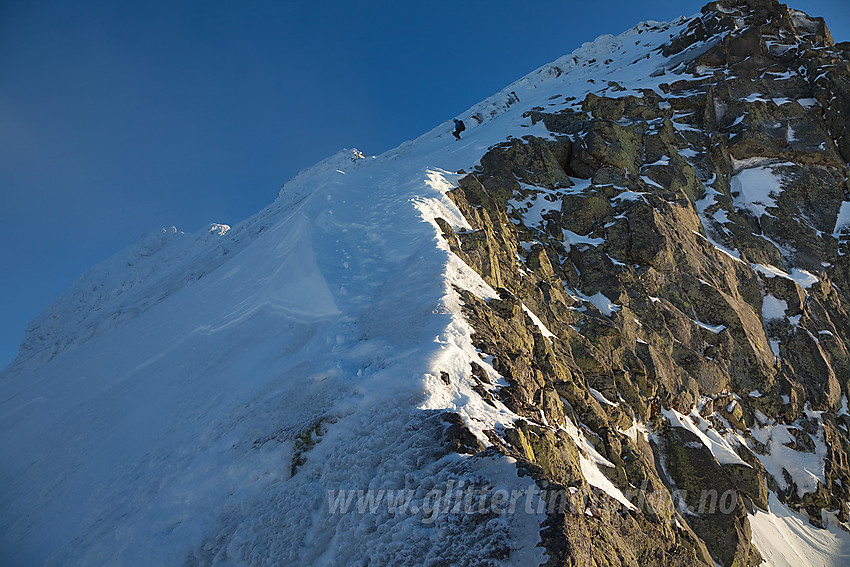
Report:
436,1,850,564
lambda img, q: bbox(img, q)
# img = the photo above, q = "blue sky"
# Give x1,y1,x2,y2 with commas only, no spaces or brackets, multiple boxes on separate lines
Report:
1,0,848,370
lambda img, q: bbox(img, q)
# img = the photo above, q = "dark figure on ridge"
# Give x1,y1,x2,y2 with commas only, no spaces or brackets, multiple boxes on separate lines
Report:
452,119,465,141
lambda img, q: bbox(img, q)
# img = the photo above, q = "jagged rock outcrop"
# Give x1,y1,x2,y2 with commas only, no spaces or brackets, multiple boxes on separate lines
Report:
436,0,850,564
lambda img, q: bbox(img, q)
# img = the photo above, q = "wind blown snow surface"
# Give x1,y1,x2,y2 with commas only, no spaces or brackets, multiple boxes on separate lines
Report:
2,9,848,567
750,493,850,566
0,131,554,564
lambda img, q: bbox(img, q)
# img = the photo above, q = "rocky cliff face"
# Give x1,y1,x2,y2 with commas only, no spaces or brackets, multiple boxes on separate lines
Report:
436,0,850,564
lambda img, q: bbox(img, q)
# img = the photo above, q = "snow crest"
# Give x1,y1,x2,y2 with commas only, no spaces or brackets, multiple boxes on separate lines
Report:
0,121,549,566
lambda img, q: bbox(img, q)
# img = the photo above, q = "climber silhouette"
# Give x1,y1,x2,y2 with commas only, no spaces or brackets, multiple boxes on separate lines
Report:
452,119,465,141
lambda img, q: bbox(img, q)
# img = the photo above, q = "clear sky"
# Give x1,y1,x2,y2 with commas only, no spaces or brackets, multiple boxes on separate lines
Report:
1,0,848,370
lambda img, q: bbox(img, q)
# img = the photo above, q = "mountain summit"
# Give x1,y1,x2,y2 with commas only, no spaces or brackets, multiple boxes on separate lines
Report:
3,1,850,565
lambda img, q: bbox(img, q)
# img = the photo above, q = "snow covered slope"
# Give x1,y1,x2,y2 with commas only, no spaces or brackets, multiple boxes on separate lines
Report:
0,71,563,565
0,140,544,564
4,2,850,566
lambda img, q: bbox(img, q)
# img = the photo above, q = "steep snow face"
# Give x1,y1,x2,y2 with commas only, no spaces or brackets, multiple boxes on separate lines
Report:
9,149,372,375
11,223,239,369
749,493,850,566
0,71,571,563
